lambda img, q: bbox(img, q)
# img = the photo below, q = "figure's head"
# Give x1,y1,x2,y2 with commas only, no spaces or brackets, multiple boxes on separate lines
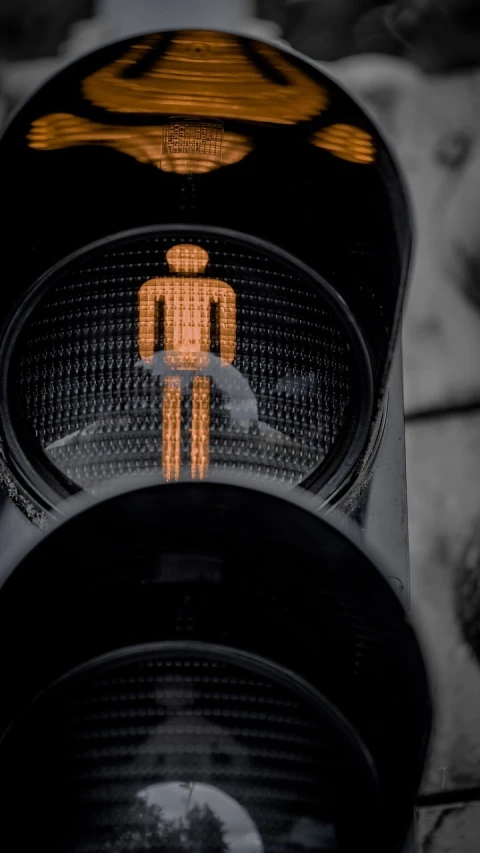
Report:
166,244,209,275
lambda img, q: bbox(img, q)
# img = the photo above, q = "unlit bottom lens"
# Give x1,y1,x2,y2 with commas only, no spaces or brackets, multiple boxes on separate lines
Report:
0,648,378,852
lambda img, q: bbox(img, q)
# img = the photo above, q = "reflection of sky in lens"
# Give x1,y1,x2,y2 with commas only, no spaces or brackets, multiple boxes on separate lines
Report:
137,782,337,852
139,782,264,853
46,354,286,446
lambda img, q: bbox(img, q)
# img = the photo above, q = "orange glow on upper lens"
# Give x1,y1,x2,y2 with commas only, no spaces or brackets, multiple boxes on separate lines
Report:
82,31,329,124
310,124,376,164
138,244,236,481
26,31,328,172
27,113,252,173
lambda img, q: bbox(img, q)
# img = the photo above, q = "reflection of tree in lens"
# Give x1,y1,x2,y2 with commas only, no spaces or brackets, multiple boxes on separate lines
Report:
106,797,228,852
186,803,229,853
105,798,177,851
105,780,265,853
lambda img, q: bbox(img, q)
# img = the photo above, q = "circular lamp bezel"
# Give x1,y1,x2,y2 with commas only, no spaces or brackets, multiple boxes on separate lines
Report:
0,225,375,516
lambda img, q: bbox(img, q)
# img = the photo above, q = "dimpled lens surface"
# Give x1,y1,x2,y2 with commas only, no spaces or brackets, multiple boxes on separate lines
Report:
12,232,354,490
0,651,377,852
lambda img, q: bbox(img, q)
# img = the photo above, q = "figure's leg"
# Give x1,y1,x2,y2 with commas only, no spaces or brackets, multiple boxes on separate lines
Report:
191,375,210,479
162,376,181,481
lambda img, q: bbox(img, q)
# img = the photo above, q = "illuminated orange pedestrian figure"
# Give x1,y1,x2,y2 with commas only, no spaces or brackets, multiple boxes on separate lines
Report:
138,244,236,481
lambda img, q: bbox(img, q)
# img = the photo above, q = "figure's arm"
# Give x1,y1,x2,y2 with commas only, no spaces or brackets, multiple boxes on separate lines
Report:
217,283,237,365
138,278,164,362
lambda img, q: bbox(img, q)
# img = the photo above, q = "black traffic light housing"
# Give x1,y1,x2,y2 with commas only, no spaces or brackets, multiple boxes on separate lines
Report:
0,28,411,521
0,28,428,853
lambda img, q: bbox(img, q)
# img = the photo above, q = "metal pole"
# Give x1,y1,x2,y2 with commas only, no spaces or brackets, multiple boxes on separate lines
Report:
96,0,257,40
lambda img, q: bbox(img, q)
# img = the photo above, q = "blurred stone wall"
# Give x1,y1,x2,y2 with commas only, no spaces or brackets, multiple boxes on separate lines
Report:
0,0,94,60
258,0,480,70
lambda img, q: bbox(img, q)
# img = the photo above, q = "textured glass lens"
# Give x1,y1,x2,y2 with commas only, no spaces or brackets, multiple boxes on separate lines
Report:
12,233,355,490
0,651,377,852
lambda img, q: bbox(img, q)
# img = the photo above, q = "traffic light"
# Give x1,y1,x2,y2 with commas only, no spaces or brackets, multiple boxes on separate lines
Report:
0,27,430,853
0,28,410,522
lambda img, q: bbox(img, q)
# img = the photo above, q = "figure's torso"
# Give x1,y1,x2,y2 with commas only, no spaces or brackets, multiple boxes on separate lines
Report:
160,277,235,369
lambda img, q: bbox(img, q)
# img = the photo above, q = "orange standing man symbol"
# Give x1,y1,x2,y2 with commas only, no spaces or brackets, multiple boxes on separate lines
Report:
138,244,236,481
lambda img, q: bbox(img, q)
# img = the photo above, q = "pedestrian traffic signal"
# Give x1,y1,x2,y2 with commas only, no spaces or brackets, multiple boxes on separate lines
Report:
0,29,410,522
